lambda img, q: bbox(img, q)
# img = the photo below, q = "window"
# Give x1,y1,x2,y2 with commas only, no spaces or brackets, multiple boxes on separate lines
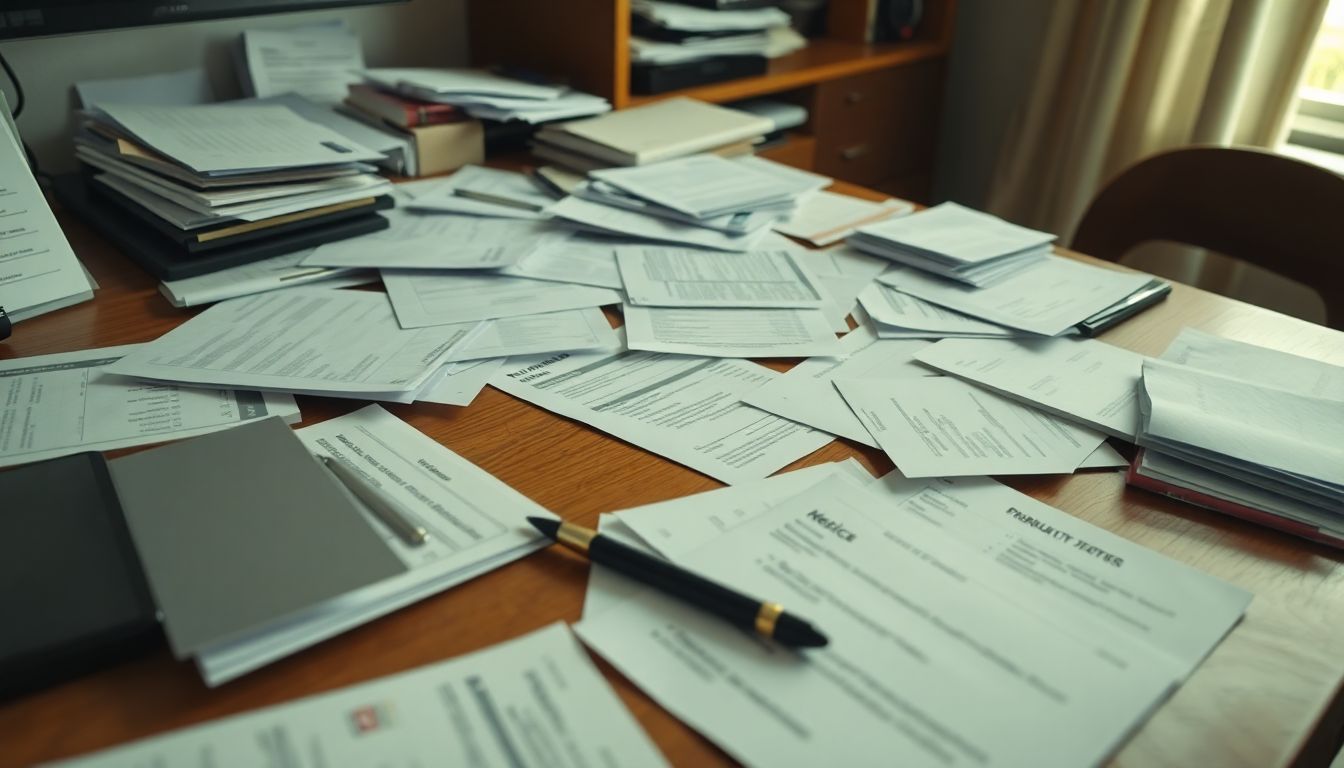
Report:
1283,0,1344,172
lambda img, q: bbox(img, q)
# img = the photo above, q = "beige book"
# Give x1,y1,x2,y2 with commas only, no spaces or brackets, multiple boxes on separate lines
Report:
535,97,771,166
408,119,484,177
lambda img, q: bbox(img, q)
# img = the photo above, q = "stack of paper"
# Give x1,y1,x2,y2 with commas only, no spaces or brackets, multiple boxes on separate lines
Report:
1131,330,1344,547
849,201,1055,286
360,68,611,124
235,21,364,105
629,0,803,65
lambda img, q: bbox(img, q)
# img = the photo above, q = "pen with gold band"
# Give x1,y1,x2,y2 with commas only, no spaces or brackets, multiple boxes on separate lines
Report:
527,517,828,649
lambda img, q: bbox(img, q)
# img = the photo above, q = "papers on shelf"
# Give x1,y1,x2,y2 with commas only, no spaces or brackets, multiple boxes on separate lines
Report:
418,358,506,407
577,474,1182,768
632,0,791,32
104,289,481,403
623,305,843,358
0,345,300,469
445,307,620,363
617,247,827,308
741,325,935,447
196,405,556,684
237,21,365,105
360,68,610,123
880,256,1154,336
857,281,1017,338
383,270,621,328
774,190,915,246
550,195,771,252
405,164,555,218
158,250,374,307
0,92,95,323
303,208,558,270
58,624,665,767
915,336,1146,439
835,376,1106,476
491,346,832,484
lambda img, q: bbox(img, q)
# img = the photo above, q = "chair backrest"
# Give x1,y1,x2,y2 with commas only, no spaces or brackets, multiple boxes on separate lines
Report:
1071,146,1344,329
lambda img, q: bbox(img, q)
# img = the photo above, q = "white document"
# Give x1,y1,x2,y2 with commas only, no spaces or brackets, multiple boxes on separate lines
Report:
418,358,505,407
500,230,624,289
633,0,791,32
1162,327,1344,402
882,256,1153,336
361,67,566,100
159,250,374,307
858,282,1016,337
196,405,556,684
59,624,667,767
836,376,1106,476
383,270,621,328
550,195,771,252
742,325,935,447
617,247,827,308
866,471,1252,675
491,347,833,485
303,209,556,270
0,93,94,323
591,154,819,219
406,164,555,218
623,304,843,358
446,307,620,362
240,22,365,105
915,336,1146,439
1079,441,1129,469
852,202,1056,264
577,476,1179,768
92,102,385,173
0,345,299,469
775,190,915,246
105,289,480,402
75,68,213,109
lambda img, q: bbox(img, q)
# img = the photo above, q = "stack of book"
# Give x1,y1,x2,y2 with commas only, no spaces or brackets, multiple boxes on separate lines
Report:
630,0,806,93
340,84,485,177
62,102,395,280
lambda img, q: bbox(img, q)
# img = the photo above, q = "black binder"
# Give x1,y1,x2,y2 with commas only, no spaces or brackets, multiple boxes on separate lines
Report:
0,453,160,700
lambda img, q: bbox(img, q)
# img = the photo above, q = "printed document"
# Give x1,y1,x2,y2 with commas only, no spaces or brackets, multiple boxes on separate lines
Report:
196,405,555,684
491,347,833,484
915,336,1146,439
383,270,621,328
836,376,1106,476
60,624,667,767
303,209,557,270
577,476,1180,768
407,164,555,219
445,307,620,362
857,283,1016,337
239,22,365,105
0,93,94,322
500,229,624,289
774,190,914,246
0,345,299,469
418,359,505,407
1161,327,1344,402
590,154,820,219
550,195,771,252
159,250,373,307
881,256,1153,336
105,289,480,402
617,247,827,308
623,305,843,358
742,325,934,446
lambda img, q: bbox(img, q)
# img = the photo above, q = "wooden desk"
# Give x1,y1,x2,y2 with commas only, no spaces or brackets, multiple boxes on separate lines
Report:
3,181,1343,768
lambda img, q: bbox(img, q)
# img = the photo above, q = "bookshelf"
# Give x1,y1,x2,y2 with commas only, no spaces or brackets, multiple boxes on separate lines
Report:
467,0,957,202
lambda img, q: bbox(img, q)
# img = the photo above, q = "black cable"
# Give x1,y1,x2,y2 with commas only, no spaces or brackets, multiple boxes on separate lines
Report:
0,48,24,118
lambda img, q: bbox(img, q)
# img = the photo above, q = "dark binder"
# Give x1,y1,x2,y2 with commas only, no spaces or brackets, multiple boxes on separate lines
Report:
0,453,160,700
53,173,391,281
631,55,768,95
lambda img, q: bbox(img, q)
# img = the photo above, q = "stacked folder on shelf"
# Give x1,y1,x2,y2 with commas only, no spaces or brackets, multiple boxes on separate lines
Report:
64,101,395,280
629,0,805,93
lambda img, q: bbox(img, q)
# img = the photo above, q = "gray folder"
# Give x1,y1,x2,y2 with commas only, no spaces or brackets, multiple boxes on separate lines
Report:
108,417,406,658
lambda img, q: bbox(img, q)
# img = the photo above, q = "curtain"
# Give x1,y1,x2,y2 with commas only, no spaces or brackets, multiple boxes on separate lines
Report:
984,0,1328,241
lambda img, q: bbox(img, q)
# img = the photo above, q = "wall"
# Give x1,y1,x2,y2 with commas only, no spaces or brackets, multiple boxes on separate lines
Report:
0,0,468,172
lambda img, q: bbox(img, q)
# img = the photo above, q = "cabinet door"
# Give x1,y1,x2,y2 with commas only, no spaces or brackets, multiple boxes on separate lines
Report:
812,60,943,194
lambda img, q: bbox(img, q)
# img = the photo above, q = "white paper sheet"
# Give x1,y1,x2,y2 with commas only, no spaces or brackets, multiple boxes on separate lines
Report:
915,336,1146,439
591,154,820,219
835,376,1106,476
1161,327,1344,402
857,282,1016,337
196,405,556,684
577,475,1180,768
75,68,214,110
0,345,300,469
59,624,666,767
104,289,480,402
881,256,1153,336
383,270,621,328
417,358,506,407
774,190,915,246
406,164,555,219
500,230,624,289
158,250,374,307
445,307,620,362
741,325,935,446
303,209,557,270
491,346,833,484
550,195,771,252
240,22,365,105
617,247,827,308
623,304,843,358
852,201,1056,265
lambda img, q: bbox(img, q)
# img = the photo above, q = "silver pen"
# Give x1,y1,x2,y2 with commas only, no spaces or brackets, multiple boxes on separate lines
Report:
320,456,429,547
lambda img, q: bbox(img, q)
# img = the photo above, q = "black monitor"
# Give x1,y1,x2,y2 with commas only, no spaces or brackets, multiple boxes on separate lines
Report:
0,1,404,41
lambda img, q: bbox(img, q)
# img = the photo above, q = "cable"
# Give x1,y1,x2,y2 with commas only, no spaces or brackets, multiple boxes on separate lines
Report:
0,48,24,118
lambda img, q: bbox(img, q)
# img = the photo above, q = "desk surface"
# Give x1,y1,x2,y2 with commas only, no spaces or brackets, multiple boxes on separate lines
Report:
3,180,1343,768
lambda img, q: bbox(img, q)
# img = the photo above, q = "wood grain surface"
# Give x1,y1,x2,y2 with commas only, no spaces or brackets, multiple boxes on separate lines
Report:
2,181,1342,768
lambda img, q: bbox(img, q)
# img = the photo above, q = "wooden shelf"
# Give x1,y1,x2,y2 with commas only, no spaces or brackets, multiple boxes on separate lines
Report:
626,38,949,107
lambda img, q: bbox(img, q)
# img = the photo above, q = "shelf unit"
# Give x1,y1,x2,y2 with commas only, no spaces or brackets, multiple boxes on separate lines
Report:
468,0,957,201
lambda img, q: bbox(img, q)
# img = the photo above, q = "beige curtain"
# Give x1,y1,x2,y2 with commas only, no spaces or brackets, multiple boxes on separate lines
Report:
985,0,1328,241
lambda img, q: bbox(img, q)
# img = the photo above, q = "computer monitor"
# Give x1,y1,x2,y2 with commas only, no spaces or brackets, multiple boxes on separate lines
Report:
0,1,405,41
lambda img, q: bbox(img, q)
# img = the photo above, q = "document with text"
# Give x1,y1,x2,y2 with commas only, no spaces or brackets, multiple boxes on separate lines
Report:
303,209,556,270
500,229,624,289
1161,327,1344,402
550,195,771,252
624,305,843,358
857,282,1016,338
159,249,373,307
407,164,555,219
418,358,505,406
383,270,621,328
445,307,620,362
617,247,827,308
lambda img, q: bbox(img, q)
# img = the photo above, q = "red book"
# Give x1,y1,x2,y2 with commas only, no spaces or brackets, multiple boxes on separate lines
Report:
346,84,465,128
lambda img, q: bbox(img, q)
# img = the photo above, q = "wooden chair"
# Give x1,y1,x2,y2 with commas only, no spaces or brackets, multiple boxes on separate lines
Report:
1071,146,1344,329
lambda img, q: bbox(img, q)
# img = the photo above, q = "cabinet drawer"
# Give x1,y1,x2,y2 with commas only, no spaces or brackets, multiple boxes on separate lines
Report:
812,60,944,186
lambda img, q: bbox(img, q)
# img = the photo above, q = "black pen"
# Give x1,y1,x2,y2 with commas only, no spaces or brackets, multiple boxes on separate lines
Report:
527,517,828,648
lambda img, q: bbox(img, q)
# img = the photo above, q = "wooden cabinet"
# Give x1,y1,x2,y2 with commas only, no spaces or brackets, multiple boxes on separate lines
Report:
467,0,956,202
